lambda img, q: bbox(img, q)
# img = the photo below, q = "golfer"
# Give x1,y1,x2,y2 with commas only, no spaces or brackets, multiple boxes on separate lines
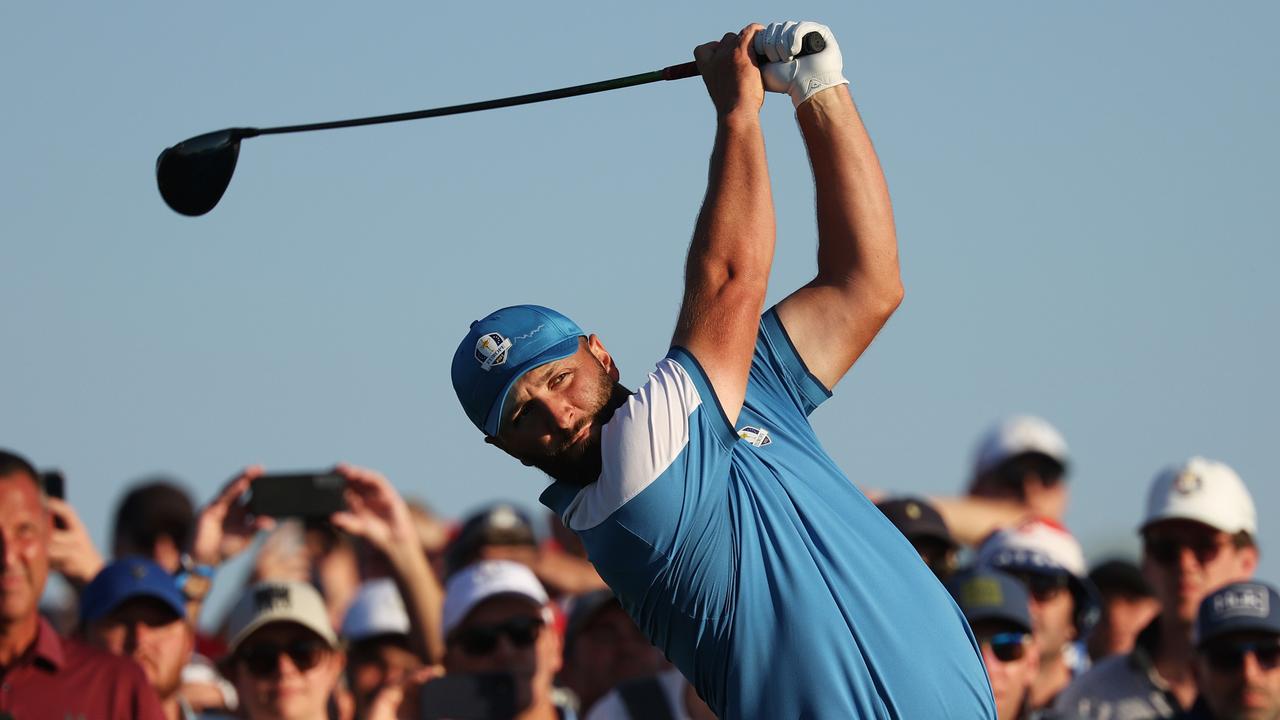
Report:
451,21,994,719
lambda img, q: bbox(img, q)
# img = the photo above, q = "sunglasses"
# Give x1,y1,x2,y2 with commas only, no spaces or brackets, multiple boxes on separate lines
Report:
1204,639,1280,673
238,638,330,677
1008,572,1070,602
1144,535,1230,566
978,632,1030,663
998,455,1064,487
451,616,544,656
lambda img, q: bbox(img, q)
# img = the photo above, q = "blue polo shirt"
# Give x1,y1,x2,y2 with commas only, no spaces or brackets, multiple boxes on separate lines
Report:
541,308,995,719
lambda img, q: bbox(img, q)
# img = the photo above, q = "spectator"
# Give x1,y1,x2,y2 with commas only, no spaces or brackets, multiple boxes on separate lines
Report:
877,496,959,581
223,580,345,720
446,504,606,598
442,559,570,719
586,667,716,720
1185,581,1280,719
0,449,166,719
1087,559,1160,662
977,518,1100,710
80,557,196,720
928,415,1071,546
948,568,1051,720
559,589,665,715
342,578,425,719
112,479,196,575
1055,457,1259,718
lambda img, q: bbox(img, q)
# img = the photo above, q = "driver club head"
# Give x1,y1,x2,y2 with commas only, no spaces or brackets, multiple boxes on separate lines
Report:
156,129,244,216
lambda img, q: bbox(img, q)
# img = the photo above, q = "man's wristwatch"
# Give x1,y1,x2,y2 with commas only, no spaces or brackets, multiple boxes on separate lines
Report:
176,554,215,602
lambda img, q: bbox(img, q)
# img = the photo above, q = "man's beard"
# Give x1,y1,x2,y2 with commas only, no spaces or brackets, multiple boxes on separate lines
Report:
528,372,628,487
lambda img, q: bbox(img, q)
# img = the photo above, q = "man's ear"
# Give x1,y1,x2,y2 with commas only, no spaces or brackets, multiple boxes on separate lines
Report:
586,334,620,382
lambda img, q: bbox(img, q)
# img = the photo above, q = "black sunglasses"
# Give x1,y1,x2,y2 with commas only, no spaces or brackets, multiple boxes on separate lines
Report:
1204,639,1280,673
998,455,1064,487
238,638,330,677
1145,535,1229,567
1008,571,1070,602
451,616,544,656
978,632,1030,663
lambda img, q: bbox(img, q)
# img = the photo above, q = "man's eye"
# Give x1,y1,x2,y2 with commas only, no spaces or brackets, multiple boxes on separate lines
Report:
551,372,570,388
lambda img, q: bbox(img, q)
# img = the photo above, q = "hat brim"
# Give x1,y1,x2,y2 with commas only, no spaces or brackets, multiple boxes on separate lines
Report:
482,334,583,437
228,615,339,657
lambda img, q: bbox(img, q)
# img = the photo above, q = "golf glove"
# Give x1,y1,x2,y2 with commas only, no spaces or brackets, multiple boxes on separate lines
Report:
755,21,847,107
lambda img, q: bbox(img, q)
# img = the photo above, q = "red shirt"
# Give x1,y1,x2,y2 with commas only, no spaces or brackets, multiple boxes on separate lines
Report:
0,617,166,720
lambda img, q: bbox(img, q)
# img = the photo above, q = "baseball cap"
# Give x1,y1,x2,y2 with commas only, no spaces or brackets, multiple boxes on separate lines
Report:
226,581,338,655
443,560,550,637
973,415,1069,477
976,519,1100,633
342,578,410,644
1195,581,1280,647
876,496,956,548
1140,457,1256,536
79,556,186,624
446,503,537,576
451,305,587,437
947,568,1033,634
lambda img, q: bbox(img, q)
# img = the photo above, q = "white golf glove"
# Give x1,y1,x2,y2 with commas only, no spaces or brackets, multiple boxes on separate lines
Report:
754,21,847,107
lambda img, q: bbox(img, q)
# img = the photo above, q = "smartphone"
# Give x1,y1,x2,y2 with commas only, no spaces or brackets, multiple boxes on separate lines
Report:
40,470,65,500
417,672,518,720
247,472,347,519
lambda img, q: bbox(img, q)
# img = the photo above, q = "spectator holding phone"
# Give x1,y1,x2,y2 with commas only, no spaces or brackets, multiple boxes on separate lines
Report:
559,589,666,715
442,559,571,720
1185,581,1280,719
0,449,166,719
80,557,197,720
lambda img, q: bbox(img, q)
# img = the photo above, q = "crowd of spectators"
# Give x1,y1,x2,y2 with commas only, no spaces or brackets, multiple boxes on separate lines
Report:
1,414,1272,719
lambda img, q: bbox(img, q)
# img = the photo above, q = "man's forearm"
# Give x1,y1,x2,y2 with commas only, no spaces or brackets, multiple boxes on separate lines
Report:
385,544,445,664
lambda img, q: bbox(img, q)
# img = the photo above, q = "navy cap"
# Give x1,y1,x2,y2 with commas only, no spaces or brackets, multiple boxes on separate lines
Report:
1196,581,1280,647
80,556,186,624
452,305,586,437
947,568,1033,634
876,496,956,547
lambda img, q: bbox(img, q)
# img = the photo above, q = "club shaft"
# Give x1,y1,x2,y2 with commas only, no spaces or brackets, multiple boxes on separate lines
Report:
249,66,690,139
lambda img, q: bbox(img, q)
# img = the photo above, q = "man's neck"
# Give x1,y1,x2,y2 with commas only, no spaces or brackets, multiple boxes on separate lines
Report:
1029,653,1072,709
1152,613,1199,710
0,614,41,667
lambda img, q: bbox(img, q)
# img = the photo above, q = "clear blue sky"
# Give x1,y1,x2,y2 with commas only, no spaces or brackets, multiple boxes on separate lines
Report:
4,2,1278,622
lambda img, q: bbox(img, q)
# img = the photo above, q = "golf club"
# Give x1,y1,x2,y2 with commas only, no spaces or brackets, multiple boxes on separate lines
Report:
157,32,824,217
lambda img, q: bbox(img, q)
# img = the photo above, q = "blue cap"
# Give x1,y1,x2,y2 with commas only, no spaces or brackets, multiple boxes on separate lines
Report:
80,556,186,624
1196,581,1280,647
947,567,1033,634
451,305,586,436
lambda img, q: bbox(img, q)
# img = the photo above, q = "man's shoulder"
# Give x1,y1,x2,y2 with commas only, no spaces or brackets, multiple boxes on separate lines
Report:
1058,653,1144,698
59,634,152,685
1055,652,1170,718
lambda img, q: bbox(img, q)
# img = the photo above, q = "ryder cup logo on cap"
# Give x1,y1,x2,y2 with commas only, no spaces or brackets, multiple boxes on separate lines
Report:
452,305,586,437
974,415,1069,476
1141,456,1256,536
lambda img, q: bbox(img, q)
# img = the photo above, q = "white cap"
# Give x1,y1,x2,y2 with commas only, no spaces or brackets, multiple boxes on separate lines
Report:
226,581,338,655
342,578,410,643
1141,457,1256,536
442,560,549,637
976,518,1088,578
974,415,1069,477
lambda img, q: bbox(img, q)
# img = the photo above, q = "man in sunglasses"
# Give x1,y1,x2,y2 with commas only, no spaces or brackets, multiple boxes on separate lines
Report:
1055,457,1259,719
1186,581,1280,719
949,567,1064,720
442,559,570,720
977,519,1100,712
79,557,197,720
223,580,346,720
877,496,960,581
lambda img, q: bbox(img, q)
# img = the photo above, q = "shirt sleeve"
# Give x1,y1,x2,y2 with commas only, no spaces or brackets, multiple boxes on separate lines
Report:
749,307,833,419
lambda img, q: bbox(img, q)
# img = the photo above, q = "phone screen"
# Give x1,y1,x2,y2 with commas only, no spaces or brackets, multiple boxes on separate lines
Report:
417,672,518,720
247,472,347,519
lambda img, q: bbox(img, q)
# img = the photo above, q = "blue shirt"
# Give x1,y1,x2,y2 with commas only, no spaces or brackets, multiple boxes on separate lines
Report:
541,309,995,719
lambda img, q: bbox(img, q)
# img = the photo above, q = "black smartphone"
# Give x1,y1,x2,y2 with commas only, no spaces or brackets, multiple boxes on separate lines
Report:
418,672,518,720
40,470,65,500
247,472,347,519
